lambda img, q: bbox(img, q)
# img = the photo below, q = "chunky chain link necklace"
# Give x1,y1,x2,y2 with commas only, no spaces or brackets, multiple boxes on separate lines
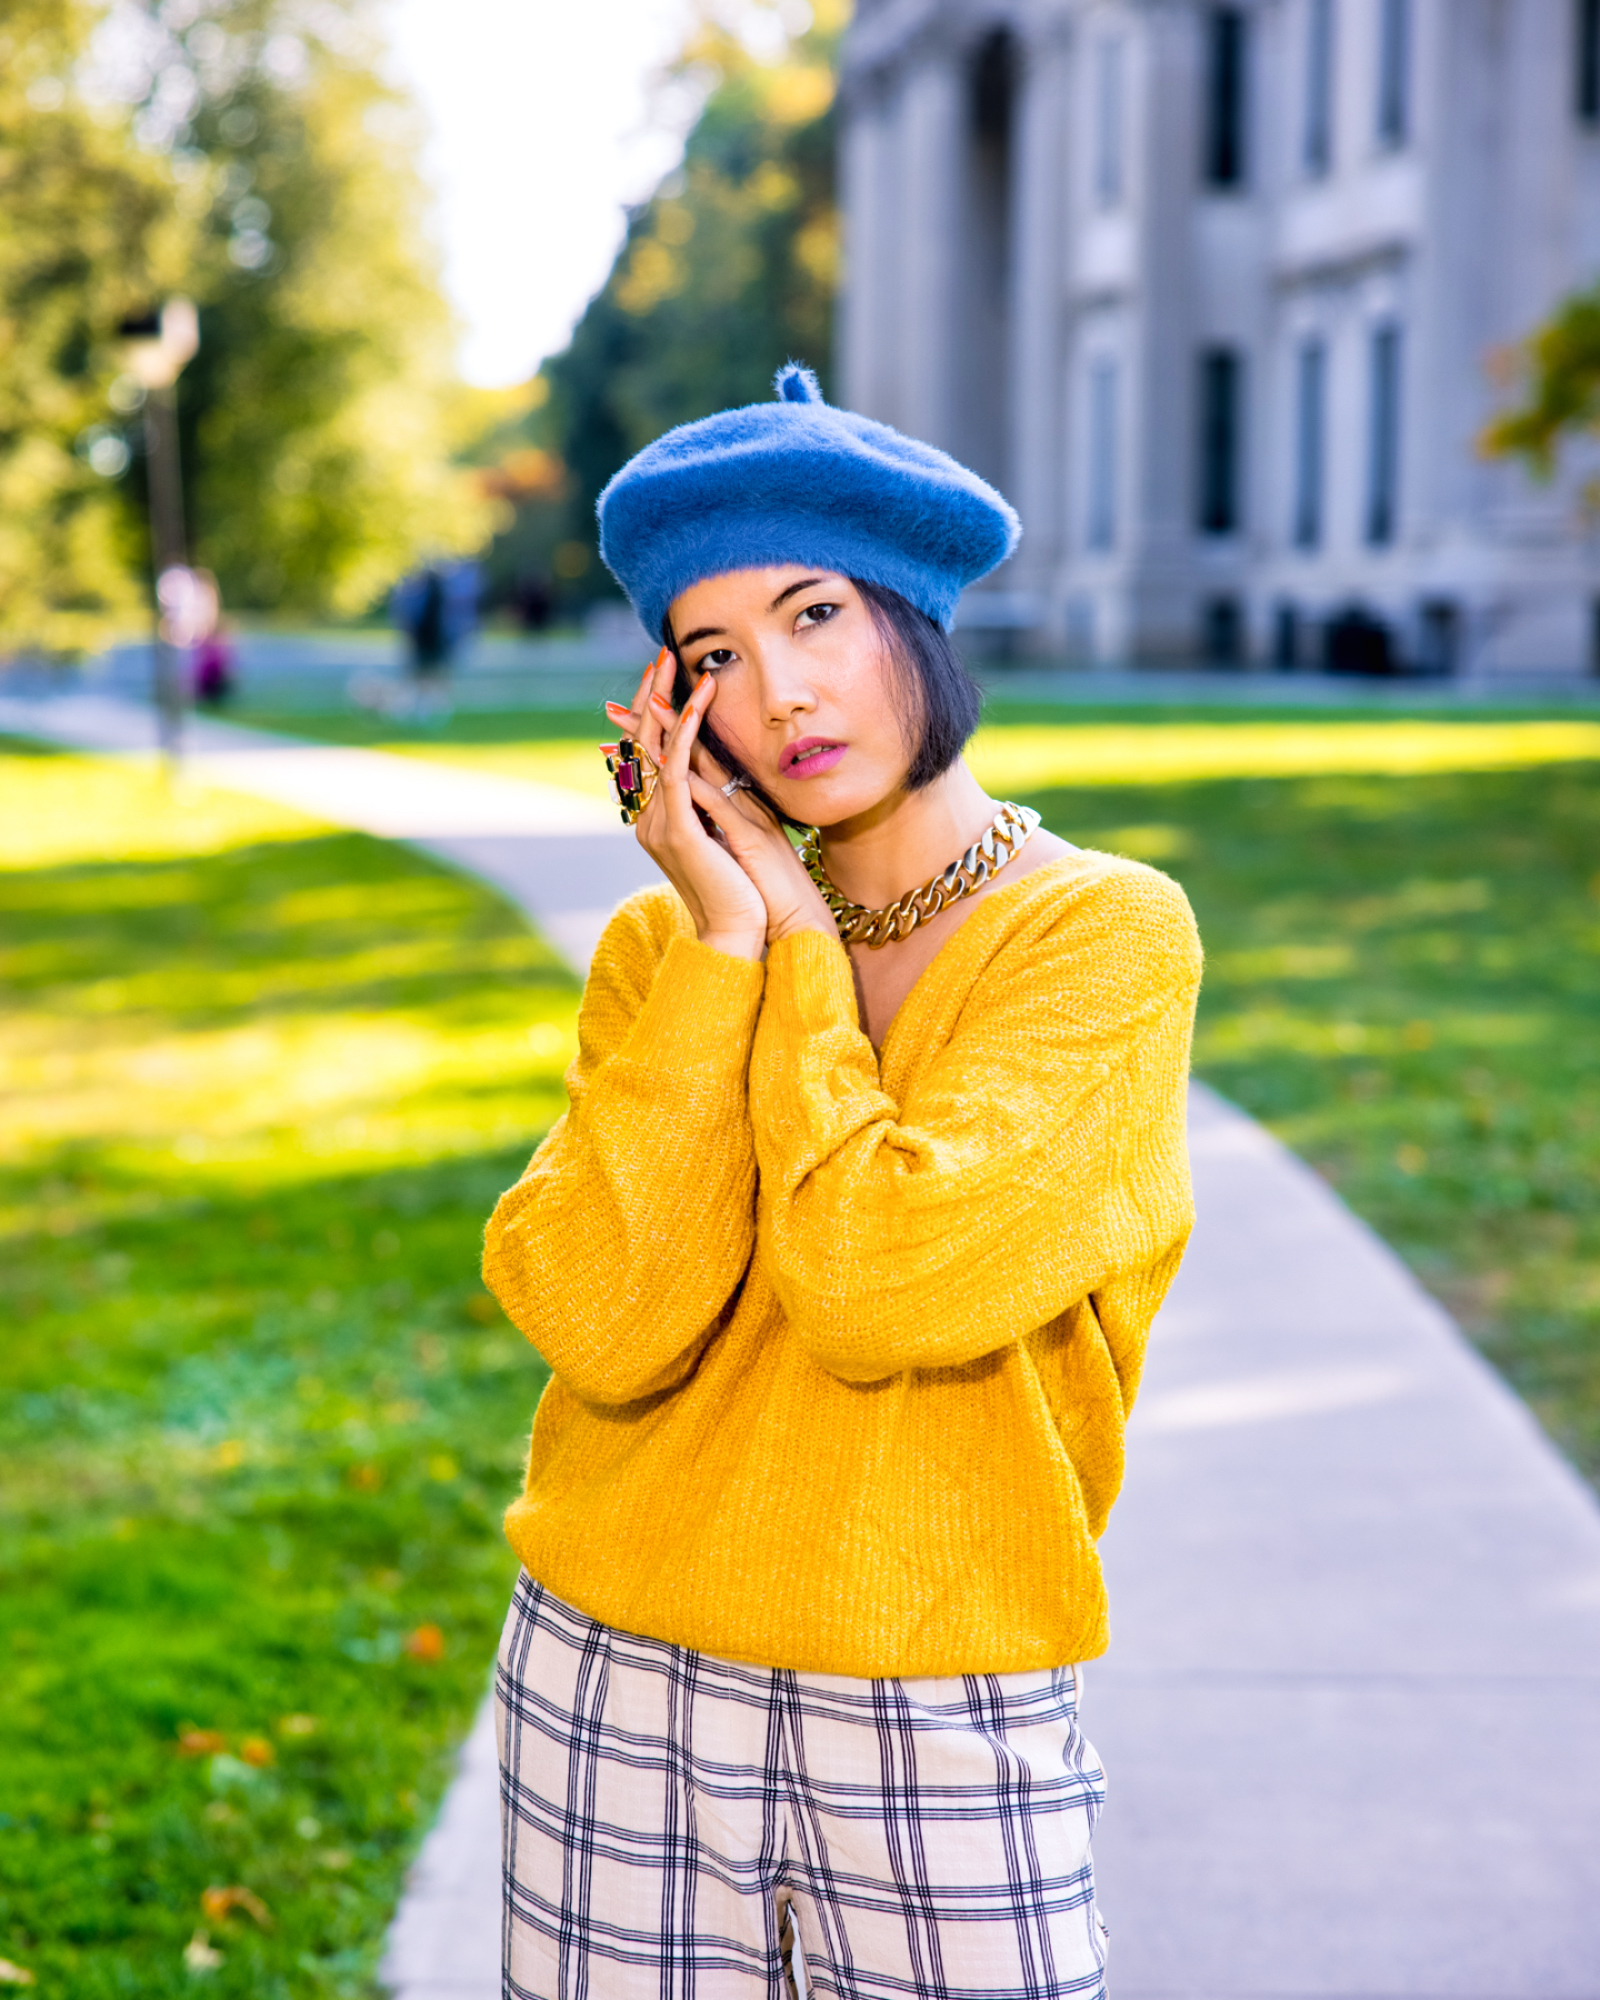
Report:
799,803,1042,950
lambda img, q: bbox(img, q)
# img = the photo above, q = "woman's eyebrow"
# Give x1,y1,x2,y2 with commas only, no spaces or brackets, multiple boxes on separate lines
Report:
768,576,828,611
676,625,727,648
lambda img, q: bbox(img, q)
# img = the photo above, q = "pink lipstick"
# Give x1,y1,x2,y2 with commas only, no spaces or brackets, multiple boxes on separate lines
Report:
780,737,846,778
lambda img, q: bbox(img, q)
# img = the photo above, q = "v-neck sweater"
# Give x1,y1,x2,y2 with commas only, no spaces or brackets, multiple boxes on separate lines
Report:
484,851,1202,1677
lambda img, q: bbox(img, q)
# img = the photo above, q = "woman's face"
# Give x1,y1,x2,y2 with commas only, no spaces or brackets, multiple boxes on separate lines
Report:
667,566,913,826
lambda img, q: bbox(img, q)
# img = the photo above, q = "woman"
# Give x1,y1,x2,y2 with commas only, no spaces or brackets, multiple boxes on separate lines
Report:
483,366,1201,1999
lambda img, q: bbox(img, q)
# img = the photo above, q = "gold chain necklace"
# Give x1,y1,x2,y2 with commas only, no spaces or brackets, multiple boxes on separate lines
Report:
799,803,1042,949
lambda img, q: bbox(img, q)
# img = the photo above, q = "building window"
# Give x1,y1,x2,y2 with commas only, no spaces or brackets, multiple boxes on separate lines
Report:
1293,337,1326,549
1273,601,1302,670
1093,37,1126,207
1203,8,1249,188
1202,595,1246,666
1087,358,1120,551
1579,0,1600,123
1304,0,1336,174
1376,0,1410,148
1417,598,1461,676
1366,322,1402,546
1198,347,1245,535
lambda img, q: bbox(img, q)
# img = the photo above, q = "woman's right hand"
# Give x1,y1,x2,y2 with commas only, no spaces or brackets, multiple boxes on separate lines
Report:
604,650,769,961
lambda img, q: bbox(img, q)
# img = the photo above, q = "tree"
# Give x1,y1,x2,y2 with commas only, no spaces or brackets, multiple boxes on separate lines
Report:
0,0,187,654
1481,285,1600,507
104,0,491,616
475,0,848,614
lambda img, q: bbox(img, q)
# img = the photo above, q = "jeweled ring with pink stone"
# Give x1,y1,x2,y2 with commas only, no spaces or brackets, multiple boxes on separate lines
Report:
603,737,658,825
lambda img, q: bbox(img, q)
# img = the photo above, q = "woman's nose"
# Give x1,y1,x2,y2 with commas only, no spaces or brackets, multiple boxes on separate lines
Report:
756,655,817,726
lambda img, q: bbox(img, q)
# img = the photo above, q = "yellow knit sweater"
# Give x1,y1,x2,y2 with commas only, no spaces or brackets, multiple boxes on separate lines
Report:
484,851,1201,1678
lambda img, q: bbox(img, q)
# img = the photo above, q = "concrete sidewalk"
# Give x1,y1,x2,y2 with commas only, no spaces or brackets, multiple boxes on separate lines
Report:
6,691,1600,1997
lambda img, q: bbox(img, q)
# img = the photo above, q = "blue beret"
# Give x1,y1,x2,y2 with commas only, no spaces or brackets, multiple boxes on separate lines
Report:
596,363,1020,637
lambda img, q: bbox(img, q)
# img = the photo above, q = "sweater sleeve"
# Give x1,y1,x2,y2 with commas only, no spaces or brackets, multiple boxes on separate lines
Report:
748,863,1201,1384
483,891,765,1405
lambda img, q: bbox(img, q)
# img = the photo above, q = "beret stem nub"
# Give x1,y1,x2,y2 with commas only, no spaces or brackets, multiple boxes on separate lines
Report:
775,362,823,405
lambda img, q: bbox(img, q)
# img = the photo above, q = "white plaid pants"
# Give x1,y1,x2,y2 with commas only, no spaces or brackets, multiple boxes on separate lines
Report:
495,1573,1108,2000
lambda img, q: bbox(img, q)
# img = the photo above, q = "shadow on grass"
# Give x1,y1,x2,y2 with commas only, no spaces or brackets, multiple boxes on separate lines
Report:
2,831,576,1031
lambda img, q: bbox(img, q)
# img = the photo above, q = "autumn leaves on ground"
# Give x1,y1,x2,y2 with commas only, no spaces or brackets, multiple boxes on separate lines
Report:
2,713,1599,1996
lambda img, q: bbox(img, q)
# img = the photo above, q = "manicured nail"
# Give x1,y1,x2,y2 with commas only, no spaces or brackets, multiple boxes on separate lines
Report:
654,646,671,668
605,701,630,718
649,692,674,714
600,743,618,755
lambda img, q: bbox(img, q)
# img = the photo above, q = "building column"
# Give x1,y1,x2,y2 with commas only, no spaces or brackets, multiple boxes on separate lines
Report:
836,70,897,422
1127,3,1203,659
1006,16,1074,610
895,39,965,454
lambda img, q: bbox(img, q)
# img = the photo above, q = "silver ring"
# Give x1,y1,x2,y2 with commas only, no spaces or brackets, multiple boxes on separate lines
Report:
719,777,749,798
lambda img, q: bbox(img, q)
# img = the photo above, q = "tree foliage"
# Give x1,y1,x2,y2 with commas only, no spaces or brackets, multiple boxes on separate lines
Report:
477,0,847,612
108,0,492,617
0,0,488,652
0,0,186,653
1481,284,1600,504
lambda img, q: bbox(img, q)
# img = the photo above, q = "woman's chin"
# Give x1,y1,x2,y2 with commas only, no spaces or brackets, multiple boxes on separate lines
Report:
793,783,905,832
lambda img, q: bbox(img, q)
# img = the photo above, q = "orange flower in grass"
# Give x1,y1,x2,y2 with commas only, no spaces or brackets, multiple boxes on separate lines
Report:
403,1623,446,1662
178,1728,228,1757
201,1885,272,1929
238,1737,275,1767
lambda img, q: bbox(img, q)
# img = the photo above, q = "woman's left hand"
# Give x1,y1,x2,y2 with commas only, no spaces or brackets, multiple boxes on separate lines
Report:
668,684,835,950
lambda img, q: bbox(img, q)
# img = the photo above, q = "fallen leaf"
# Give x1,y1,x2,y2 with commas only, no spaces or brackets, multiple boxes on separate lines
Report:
0,1961,36,1987
183,1930,224,1974
237,1737,275,1768
402,1623,446,1662
201,1885,272,1929
178,1729,228,1757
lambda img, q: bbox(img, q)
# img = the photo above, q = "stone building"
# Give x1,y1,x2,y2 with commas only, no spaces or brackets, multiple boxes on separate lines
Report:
837,0,1600,675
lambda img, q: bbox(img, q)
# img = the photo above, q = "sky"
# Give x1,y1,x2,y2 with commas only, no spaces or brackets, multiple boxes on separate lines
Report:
386,0,698,388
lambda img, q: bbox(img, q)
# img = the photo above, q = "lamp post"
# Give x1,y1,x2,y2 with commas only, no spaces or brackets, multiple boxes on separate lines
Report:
117,299,200,761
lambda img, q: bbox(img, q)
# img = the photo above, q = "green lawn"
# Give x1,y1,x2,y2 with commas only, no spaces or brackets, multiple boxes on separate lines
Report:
0,742,575,1997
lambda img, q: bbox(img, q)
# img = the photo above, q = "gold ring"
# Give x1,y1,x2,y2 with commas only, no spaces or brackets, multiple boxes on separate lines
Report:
604,737,658,825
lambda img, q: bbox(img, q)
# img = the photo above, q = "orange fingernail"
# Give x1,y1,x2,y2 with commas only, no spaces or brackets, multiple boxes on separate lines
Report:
655,646,671,667
649,692,674,713
605,701,630,717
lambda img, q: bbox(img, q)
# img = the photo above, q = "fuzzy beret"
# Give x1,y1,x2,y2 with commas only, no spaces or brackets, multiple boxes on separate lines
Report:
596,364,1020,637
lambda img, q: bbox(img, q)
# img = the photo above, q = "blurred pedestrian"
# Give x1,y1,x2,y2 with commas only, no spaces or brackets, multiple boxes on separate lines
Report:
482,366,1201,1999
513,571,553,632
187,570,236,707
392,559,478,723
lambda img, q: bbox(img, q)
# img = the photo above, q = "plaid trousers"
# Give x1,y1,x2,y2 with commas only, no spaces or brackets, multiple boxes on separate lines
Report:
495,1573,1108,2000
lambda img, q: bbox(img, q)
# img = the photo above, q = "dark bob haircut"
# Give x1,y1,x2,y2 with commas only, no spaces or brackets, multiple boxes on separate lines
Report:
665,578,982,829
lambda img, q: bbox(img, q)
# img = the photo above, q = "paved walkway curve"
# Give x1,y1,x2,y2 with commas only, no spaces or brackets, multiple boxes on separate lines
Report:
6,693,1600,1998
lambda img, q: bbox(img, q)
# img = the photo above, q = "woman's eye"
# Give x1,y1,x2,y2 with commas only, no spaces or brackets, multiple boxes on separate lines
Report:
698,649,737,672
795,601,839,630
